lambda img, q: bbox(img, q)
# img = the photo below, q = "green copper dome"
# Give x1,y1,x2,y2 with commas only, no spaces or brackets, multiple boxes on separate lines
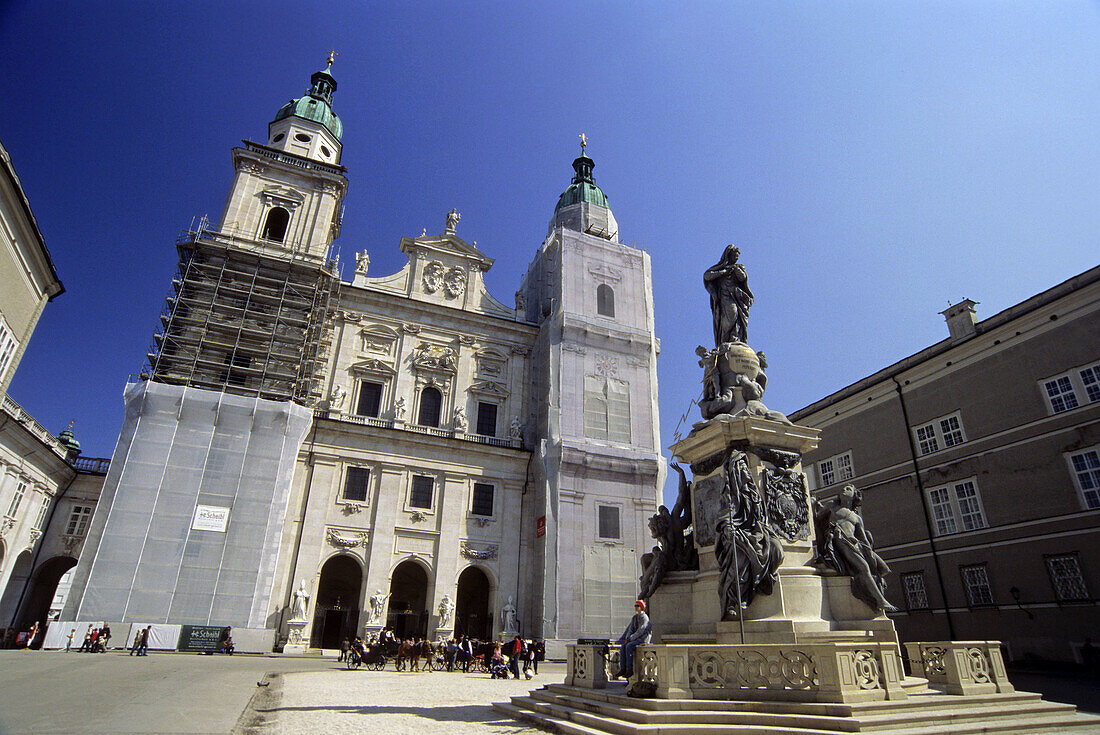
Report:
274,66,343,140
555,154,609,211
57,426,80,454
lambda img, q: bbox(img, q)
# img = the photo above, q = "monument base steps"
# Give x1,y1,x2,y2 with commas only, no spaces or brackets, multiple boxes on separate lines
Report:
494,683,1100,734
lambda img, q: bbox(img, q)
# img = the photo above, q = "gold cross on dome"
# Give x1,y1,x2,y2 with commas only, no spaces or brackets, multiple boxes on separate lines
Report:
327,49,339,67
579,133,587,154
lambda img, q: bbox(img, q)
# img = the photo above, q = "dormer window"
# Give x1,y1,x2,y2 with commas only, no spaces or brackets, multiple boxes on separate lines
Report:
262,207,290,243
294,133,312,143
272,133,285,143
320,145,331,158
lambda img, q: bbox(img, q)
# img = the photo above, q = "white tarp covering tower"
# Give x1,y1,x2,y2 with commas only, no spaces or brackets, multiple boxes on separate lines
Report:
63,60,347,634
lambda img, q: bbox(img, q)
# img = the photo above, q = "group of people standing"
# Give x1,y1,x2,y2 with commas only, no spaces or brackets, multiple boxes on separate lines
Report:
66,623,112,653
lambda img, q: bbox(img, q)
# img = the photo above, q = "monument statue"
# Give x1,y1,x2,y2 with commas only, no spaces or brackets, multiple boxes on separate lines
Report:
501,596,519,634
393,396,406,420
639,460,701,599
355,249,370,275
328,384,346,411
290,579,310,621
703,244,753,346
812,485,896,611
445,208,461,234
453,406,468,432
438,594,454,627
368,590,389,624
715,452,783,619
509,416,522,439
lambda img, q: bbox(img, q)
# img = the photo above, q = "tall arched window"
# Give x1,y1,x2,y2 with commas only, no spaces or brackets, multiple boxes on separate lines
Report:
418,386,442,427
261,207,290,243
597,283,615,317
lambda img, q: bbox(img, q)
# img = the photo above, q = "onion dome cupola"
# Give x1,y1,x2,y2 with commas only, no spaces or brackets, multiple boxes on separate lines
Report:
57,420,81,459
267,53,343,165
549,135,619,241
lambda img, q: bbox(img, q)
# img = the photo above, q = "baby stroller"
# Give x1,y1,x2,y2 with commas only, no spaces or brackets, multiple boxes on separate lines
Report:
488,655,510,679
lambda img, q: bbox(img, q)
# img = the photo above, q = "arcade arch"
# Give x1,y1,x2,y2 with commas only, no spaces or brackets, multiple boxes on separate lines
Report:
454,565,492,640
310,554,362,650
387,558,430,639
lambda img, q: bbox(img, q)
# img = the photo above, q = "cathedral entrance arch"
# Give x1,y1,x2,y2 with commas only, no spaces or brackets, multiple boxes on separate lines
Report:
387,559,429,639
310,555,362,650
454,566,491,640
0,550,33,628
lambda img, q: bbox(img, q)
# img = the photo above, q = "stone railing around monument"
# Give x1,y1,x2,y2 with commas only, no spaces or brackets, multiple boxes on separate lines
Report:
904,641,1014,696
567,642,908,703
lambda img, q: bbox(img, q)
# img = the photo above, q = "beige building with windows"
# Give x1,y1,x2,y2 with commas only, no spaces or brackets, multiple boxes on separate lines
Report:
0,140,108,642
791,266,1100,663
61,63,663,652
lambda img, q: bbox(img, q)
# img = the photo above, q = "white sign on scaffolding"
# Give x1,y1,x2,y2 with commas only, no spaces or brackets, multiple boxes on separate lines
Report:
191,504,230,533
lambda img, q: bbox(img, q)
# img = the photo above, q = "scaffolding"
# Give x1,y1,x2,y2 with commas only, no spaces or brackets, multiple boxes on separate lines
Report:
145,230,337,405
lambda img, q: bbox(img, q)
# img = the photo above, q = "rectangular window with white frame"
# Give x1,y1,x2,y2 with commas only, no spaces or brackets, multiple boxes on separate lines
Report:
1066,447,1100,510
1045,553,1089,602
355,381,383,418
961,564,994,606
926,478,987,535
597,504,621,540
0,317,18,383
65,505,93,536
901,572,930,610
913,412,966,455
471,482,494,517
34,497,50,530
817,451,854,488
6,480,27,518
342,467,371,503
1040,360,1100,414
409,475,434,510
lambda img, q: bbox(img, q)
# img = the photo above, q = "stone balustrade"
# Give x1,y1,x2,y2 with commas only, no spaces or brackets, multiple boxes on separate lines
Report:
904,641,1014,696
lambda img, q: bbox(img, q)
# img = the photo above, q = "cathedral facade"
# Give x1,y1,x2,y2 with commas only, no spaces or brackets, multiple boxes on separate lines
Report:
62,62,663,652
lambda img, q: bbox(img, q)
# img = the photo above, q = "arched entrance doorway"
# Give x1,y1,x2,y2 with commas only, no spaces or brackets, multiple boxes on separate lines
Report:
387,560,429,639
0,550,33,627
310,555,362,650
19,556,77,629
454,566,491,640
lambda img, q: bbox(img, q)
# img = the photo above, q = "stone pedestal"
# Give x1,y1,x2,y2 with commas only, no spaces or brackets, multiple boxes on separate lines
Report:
565,644,609,689
650,414,899,649
282,619,309,654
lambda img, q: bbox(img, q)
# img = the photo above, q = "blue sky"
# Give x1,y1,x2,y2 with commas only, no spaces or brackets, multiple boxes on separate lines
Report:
1,2,1097,504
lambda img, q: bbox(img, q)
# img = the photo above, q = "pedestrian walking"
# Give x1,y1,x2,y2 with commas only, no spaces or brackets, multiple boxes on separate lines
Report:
135,625,150,656
129,630,141,655
508,635,524,679
66,629,75,652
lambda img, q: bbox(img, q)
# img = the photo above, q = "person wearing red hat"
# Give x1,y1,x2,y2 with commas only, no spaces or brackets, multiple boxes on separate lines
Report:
614,600,652,679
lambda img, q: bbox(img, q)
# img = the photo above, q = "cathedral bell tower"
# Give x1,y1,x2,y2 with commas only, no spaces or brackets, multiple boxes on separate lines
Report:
64,61,348,634
519,139,664,645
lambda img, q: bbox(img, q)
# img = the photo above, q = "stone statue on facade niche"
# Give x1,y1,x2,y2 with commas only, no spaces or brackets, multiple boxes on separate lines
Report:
509,416,522,440
355,250,370,275
703,244,753,347
445,208,461,234
290,579,310,622
438,594,454,627
393,397,406,421
812,485,896,612
328,384,347,411
501,596,519,635
369,590,389,624
715,452,783,619
453,406,468,432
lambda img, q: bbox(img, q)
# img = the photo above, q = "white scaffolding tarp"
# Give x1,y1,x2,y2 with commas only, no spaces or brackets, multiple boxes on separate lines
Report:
68,381,312,629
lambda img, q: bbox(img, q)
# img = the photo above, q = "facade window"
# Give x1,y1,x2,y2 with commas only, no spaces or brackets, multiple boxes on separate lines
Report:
583,375,631,443
6,481,27,517
0,317,18,381
1067,448,1100,510
902,572,930,610
342,467,371,503
961,564,994,606
410,475,434,509
471,482,494,517
597,505,621,540
1041,361,1100,414
417,387,442,427
261,206,290,243
356,381,383,418
34,497,50,530
596,284,615,317
65,505,93,536
817,451,854,487
927,478,987,535
913,412,966,455
1046,554,1089,602
475,401,498,437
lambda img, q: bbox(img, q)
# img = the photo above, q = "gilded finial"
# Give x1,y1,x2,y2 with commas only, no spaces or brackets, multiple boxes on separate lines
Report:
65,419,75,431
327,49,338,67
579,133,587,155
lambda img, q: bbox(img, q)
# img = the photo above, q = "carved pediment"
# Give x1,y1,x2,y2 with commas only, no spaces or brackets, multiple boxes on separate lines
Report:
469,380,509,398
349,358,396,377
588,263,623,283
475,348,507,379
260,186,306,208
360,324,399,355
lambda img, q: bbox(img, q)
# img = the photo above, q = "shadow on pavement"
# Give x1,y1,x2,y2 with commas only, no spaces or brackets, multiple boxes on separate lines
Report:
258,703,523,725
